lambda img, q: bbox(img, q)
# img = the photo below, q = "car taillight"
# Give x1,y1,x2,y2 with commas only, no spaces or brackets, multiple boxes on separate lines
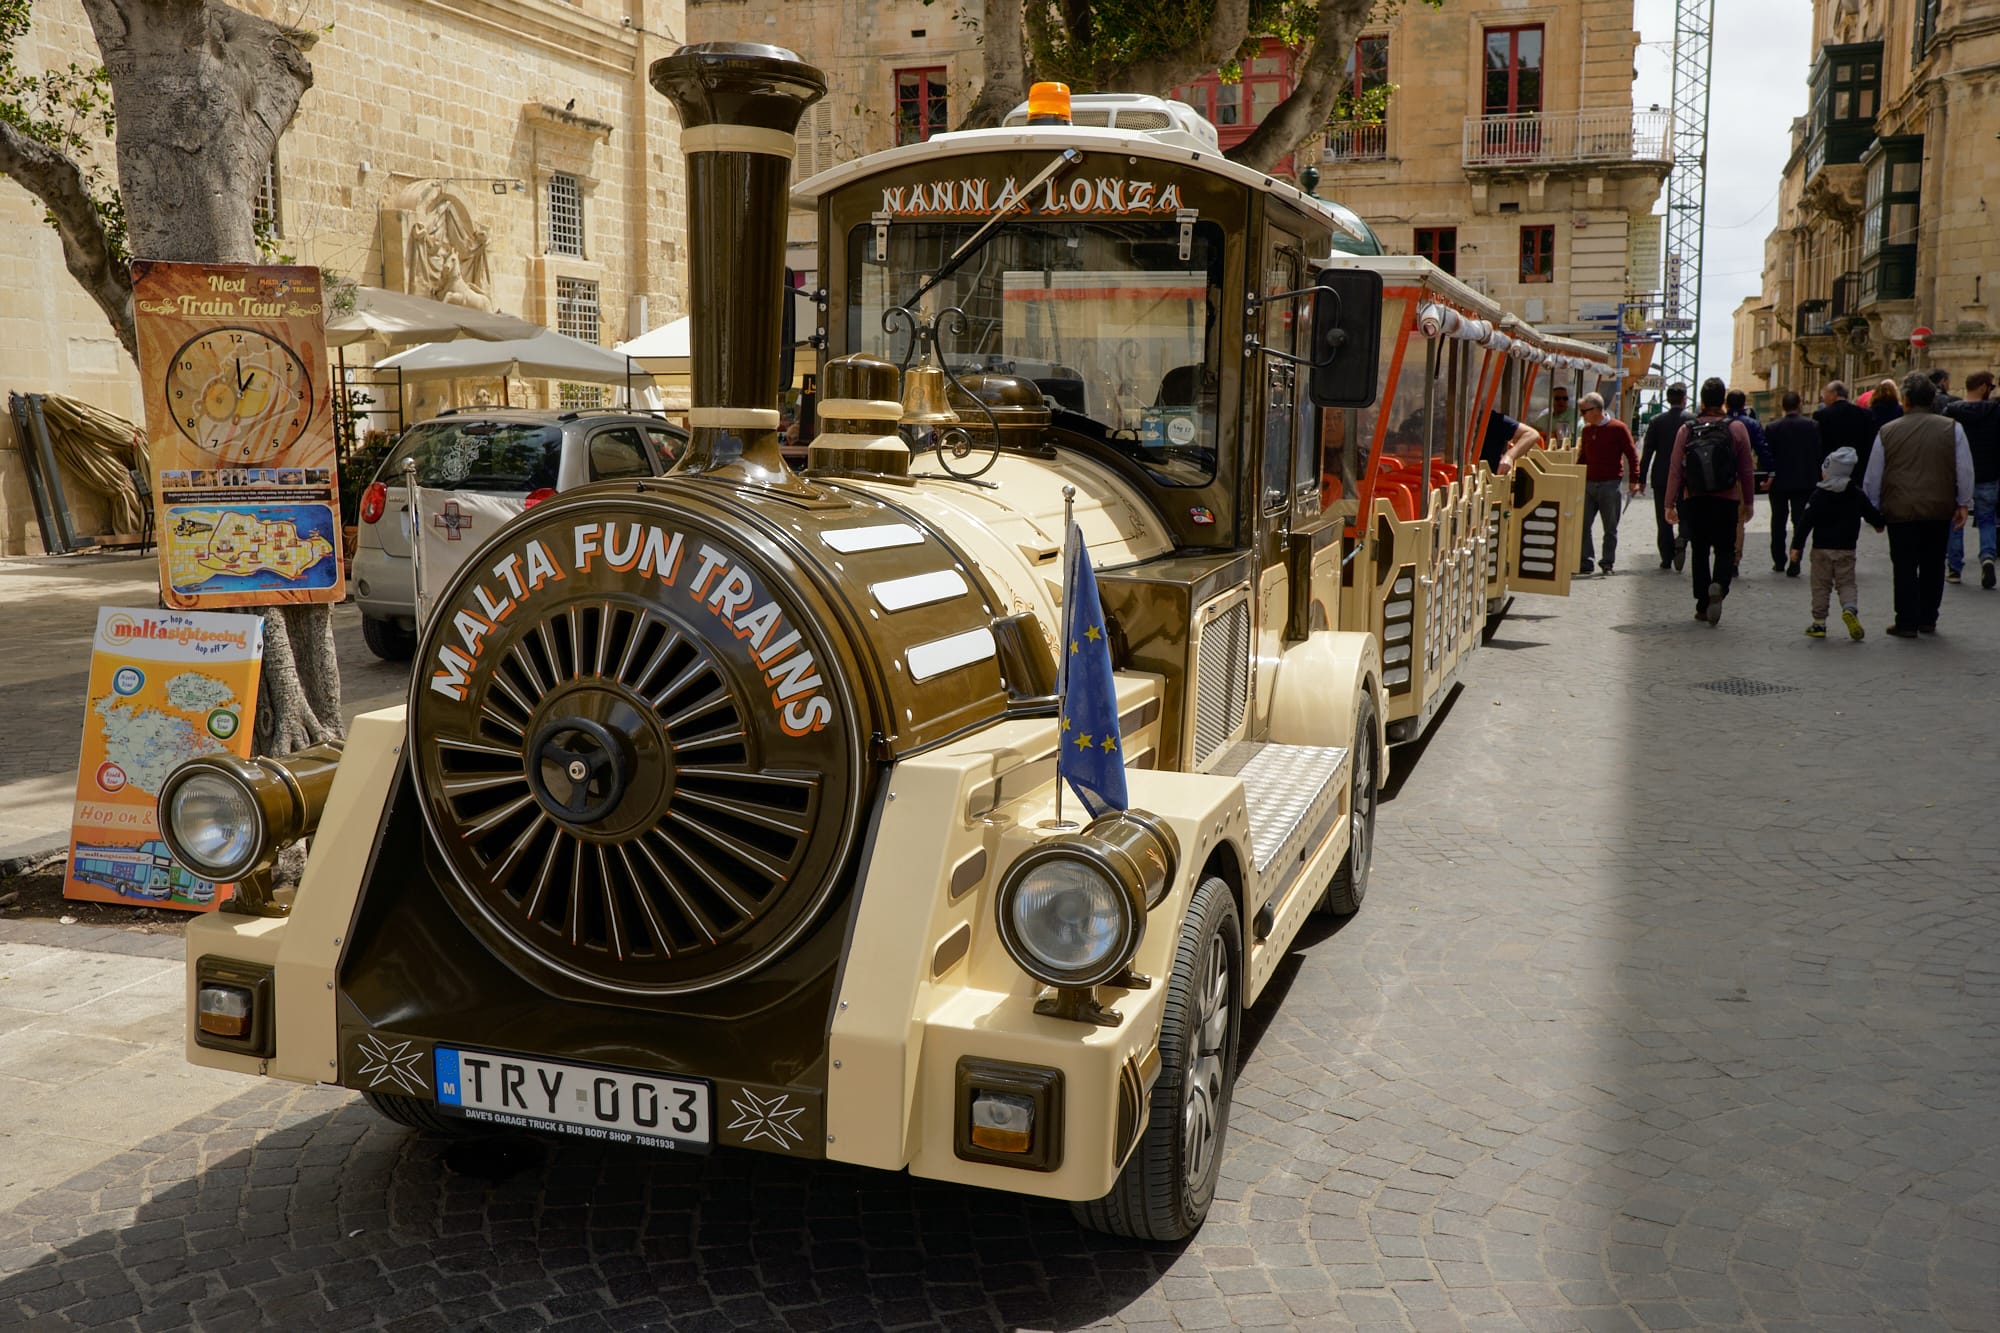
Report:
522,487,556,509
359,482,386,525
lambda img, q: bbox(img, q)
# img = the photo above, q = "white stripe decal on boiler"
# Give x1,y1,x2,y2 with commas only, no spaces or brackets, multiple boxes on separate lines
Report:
872,569,968,612
822,523,924,553
906,627,996,681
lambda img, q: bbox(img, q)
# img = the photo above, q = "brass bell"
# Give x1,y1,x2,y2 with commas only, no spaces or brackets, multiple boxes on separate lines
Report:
898,362,961,426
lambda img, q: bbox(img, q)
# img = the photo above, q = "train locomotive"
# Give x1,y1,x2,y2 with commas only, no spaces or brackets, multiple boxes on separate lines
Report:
160,42,1608,1242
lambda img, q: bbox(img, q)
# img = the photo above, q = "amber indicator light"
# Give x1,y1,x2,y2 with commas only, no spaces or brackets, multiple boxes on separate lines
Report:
1027,81,1072,126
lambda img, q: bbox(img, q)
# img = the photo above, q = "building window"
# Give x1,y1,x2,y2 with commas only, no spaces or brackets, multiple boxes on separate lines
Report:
1484,25,1544,116
896,67,948,144
556,276,600,344
1860,135,1921,304
1914,0,1942,61
1415,227,1457,276
1519,225,1554,283
546,171,584,257
254,151,281,237
558,383,605,409
1344,35,1389,103
1172,40,1295,149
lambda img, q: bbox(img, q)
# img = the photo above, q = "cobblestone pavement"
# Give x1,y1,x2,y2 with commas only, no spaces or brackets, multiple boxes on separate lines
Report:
2,511,1996,1331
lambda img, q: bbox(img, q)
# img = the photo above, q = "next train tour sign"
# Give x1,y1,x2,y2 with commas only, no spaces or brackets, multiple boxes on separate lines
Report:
427,521,836,737
881,174,1187,220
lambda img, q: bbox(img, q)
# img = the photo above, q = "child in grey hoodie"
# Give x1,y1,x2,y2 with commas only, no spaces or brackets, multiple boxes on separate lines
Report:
1789,446,1885,639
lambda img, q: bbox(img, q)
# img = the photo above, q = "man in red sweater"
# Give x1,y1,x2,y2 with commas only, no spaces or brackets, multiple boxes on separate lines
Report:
1666,377,1760,624
1576,393,1642,574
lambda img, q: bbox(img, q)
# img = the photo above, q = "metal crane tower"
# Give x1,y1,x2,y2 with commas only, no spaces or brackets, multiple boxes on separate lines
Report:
1660,0,1714,388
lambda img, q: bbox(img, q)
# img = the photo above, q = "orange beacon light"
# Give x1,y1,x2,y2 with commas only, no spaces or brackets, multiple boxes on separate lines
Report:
1026,81,1072,126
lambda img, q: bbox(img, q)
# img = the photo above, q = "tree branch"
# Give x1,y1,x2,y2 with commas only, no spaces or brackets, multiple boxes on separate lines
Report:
0,118,135,357
1113,0,1255,95
1226,0,1373,174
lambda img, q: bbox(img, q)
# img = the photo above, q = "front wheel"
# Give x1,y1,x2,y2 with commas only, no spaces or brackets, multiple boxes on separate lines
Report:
1071,876,1241,1241
1321,691,1378,916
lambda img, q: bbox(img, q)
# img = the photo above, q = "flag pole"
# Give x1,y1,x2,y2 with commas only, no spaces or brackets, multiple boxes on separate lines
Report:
1054,484,1076,830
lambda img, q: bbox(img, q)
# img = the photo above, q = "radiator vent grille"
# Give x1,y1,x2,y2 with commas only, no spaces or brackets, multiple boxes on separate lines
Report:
1192,597,1251,767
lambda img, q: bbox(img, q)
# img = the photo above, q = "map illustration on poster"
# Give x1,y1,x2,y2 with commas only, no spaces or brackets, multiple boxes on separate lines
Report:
65,608,264,912
132,261,344,609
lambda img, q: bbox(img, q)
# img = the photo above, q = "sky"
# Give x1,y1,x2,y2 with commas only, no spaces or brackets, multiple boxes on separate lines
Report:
1630,0,1815,384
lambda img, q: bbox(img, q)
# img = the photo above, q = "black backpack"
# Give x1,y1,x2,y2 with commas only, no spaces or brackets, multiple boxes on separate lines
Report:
1681,418,1738,494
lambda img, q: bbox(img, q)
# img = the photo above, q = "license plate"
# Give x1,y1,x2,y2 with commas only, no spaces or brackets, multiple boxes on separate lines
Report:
434,1047,710,1151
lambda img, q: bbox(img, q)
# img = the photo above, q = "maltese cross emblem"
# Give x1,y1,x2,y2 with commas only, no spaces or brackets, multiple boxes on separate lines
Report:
727,1089,806,1149
354,1034,428,1097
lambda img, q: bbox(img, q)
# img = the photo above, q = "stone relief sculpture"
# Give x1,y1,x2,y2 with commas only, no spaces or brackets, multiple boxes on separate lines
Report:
387,181,496,311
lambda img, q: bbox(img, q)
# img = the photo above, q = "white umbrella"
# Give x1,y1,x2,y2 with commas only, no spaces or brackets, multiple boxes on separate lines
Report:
614,316,690,360
326,286,543,348
375,329,652,385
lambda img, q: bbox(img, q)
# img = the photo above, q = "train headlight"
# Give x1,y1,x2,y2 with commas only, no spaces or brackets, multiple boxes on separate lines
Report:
164,768,266,880
994,811,1180,990
158,742,345,886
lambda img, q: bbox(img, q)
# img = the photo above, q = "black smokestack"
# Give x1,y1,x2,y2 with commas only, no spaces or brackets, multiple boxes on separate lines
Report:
650,43,825,484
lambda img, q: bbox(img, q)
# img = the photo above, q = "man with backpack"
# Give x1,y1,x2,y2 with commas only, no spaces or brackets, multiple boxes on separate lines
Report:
1665,377,1759,625
1638,382,1692,569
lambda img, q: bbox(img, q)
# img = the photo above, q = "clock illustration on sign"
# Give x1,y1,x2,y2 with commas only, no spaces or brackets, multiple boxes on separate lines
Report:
163,326,313,462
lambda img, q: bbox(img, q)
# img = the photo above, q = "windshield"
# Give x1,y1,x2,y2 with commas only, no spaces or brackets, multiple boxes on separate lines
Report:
378,422,562,492
847,219,1226,486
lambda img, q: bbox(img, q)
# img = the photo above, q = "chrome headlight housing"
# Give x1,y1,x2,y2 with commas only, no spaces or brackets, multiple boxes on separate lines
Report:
157,742,345,883
994,811,1181,989
160,758,271,881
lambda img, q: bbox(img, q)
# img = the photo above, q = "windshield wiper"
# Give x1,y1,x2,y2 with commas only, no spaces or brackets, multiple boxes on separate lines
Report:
895,149,1083,312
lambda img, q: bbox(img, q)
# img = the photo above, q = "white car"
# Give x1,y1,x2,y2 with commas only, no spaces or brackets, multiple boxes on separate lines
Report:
351,409,686,659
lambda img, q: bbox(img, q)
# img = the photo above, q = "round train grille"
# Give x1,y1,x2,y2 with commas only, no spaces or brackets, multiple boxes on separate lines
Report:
408,503,865,997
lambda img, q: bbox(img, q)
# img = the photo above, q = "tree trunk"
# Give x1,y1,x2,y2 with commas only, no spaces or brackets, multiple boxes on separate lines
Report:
956,0,1030,131
1226,0,1377,175
78,1,341,765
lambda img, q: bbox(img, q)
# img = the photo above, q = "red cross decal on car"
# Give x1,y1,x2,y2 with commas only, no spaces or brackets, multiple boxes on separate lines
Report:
431,501,470,541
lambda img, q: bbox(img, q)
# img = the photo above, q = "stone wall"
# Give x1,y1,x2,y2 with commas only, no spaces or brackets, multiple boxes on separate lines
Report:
0,0,689,555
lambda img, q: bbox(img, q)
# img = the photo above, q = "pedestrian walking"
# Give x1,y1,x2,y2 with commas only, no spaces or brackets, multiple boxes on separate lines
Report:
1665,377,1759,625
1944,370,1997,588
1575,393,1641,575
1870,378,1904,429
1816,380,1877,474
1863,371,1975,637
1929,367,1958,410
1638,381,1691,569
1764,390,1822,575
1789,447,1884,641
1726,389,1774,476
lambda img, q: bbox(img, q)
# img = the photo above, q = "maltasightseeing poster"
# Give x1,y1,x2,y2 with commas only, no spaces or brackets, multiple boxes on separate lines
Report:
133,260,344,609
65,608,264,912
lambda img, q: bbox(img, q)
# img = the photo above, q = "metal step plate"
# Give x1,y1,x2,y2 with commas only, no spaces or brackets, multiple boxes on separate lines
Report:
1209,741,1350,880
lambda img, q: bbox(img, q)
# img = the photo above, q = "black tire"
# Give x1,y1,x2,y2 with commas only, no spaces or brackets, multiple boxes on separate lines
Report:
363,1090,478,1135
361,614,417,662
1321,691,1378,916
1071,876,1241,1242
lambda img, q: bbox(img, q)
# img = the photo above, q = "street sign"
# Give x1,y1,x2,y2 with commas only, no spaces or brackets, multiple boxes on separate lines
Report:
1635,375,1665,391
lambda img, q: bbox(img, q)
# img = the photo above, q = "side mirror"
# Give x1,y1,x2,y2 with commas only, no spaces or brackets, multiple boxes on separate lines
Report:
1308,267,1384,409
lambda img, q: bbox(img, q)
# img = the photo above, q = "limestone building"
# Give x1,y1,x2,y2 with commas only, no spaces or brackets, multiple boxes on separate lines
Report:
686,0,987,287
1733,0,1999,405
0,0,688,555
1314,0,1671,369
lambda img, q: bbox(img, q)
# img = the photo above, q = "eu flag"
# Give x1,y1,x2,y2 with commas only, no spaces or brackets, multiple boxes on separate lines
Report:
1058,523,1127,818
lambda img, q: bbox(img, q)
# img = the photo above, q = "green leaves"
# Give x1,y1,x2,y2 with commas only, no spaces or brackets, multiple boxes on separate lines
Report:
0,0,128,266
